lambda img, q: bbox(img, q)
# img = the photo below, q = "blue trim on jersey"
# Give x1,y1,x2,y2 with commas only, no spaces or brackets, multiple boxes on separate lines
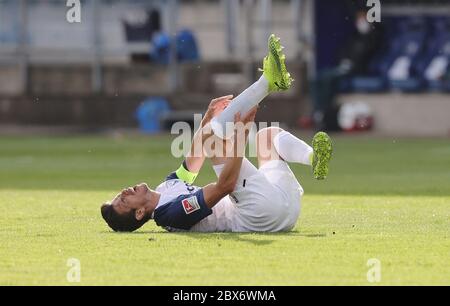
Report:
165,172,179,181
153,189,212,230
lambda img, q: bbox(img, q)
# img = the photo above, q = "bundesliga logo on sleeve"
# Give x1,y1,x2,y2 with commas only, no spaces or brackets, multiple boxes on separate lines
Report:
182,197,201,215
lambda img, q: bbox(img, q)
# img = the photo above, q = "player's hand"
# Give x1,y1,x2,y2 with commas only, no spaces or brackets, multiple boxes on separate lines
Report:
233,107,258,137
203,95,233,126
234,107,258,125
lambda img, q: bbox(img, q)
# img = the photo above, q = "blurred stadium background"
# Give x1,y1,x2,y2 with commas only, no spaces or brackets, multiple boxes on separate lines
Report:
0,0,449,136
1,0,450,286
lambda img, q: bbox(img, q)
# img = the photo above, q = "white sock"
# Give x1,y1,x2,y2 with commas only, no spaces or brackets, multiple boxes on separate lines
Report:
273,131,313,166
211,75,269,139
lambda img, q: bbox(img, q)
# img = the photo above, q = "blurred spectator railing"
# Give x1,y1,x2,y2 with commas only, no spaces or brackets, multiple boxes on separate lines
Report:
0,0,172,93
0,0,164,63
0,0,311,95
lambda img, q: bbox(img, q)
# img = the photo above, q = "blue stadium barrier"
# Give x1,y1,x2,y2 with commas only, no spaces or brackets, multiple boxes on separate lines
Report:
351,77,387,93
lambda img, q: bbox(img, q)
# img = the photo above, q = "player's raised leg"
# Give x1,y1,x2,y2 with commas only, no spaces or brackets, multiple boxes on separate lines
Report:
211,34,294,139
257,127,333,180
311,132,333,180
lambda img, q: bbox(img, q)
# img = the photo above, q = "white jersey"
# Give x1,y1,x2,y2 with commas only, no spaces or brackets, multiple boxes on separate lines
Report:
203,159,302,233
155,179,201,209
154,158,302,233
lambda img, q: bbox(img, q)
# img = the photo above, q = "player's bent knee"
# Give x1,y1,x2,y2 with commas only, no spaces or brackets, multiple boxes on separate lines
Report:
256,127,284,162
256,127,283,146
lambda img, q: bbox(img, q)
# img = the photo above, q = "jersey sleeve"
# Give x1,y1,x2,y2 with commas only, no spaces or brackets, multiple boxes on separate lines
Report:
153,189,212,231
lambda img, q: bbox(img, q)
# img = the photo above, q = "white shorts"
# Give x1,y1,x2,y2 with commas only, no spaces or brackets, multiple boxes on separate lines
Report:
192,159,303,233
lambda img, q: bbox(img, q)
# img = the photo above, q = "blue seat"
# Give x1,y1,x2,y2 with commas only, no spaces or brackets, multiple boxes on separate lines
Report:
136,98,171,134
150,29,200,64
382,17,427,92
416,17,450,91
348,17,416,93
150,33,172,65
340,16,450,93
177,29,200,62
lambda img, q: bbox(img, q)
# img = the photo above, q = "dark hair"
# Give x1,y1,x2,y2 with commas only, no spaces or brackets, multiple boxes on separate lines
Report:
101,204,151,232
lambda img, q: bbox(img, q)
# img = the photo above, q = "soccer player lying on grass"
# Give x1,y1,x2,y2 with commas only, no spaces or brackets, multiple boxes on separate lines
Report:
101,35,333,233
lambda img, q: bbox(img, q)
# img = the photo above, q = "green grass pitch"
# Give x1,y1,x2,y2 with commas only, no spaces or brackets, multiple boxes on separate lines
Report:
0,134,449,285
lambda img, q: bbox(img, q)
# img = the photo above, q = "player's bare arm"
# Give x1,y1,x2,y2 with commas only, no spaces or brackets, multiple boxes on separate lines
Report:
184,95,233,174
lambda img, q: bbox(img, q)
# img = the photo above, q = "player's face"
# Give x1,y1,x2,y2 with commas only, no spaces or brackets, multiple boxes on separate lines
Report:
110,183,151,213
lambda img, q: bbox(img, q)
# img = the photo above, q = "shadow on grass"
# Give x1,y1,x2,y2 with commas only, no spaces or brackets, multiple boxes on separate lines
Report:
100,230,328,246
